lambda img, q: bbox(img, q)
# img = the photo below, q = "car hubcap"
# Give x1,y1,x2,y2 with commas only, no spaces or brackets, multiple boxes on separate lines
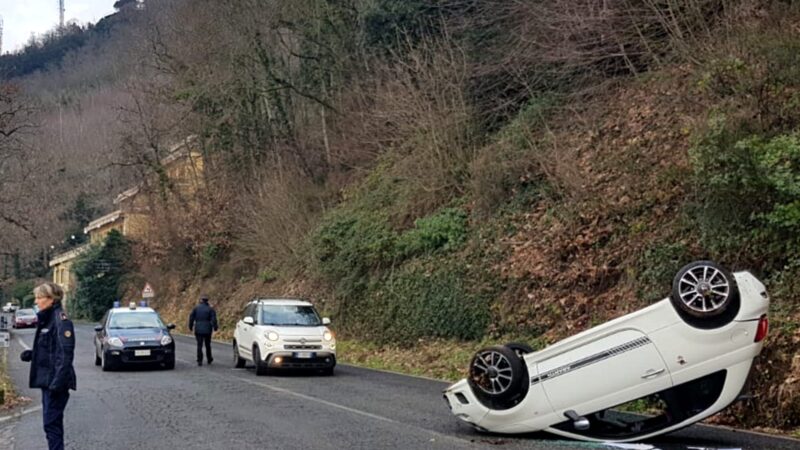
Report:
678,265,730,313
470,350,513,395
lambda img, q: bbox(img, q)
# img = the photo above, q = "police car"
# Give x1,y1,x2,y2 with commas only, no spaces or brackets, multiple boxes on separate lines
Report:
233,299,336,375
93,302,177,371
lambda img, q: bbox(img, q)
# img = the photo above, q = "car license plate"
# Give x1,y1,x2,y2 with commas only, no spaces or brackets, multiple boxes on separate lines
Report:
135,350,151,357
295,352,313,359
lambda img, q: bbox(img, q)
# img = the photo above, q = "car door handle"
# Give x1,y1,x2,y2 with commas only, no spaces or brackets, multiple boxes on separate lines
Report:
641,368,665,379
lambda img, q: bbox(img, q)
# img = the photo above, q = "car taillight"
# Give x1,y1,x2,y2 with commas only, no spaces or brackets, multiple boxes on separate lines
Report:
754,315,768,343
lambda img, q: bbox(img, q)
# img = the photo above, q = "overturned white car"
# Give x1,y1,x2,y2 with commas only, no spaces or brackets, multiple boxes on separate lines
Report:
443,261,769,442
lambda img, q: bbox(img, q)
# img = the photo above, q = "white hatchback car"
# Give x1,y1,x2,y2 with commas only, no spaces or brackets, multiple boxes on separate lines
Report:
233,298,336,375
443,261,769,442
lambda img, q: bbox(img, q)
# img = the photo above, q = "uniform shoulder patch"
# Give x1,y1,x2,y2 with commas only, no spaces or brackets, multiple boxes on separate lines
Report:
64,330,72,338
60,312,69,321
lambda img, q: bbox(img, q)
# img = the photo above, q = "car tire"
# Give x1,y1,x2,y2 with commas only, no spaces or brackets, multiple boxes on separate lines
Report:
94,349,101,366
671,260,740,328
505,342,535,359
101,350,114,372
468,345,529,411
253,346,269,376
233,341,246,368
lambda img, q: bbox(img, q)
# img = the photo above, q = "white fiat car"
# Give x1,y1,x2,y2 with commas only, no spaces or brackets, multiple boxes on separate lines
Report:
233,298,336,375
443,261,770,442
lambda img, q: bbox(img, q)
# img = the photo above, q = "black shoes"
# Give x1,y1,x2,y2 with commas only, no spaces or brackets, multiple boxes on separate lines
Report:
197,361,203,366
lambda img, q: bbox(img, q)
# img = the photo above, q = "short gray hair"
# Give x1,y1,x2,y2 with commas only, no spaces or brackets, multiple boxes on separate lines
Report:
34,282,64,303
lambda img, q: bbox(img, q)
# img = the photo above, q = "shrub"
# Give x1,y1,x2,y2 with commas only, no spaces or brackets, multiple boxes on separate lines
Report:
71,230,132,321
688,116,772,255
398,207,468,257
338,263,491,345
636,242,692,302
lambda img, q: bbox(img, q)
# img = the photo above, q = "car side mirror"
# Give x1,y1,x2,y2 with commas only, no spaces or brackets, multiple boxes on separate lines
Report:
94,325,103,332
322,317,331,325
243,316,254,325
167,323,176,330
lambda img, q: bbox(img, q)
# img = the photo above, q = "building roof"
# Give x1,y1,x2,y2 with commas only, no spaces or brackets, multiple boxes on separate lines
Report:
113,185,141,205
49,244,91,267
160,135,199,166
111,135,200,206
84,210,123,234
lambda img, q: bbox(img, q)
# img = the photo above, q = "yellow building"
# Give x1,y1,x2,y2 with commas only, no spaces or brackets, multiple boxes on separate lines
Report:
48,136,204,303
113,137,205,237
48,244,90,310
84,210,125,244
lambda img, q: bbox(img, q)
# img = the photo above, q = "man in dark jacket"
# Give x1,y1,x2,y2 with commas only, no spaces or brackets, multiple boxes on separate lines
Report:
188,295,218,366
20,282,76,450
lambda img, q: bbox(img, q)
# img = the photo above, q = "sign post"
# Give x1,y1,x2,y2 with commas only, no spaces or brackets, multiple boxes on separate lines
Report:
0,331,9,348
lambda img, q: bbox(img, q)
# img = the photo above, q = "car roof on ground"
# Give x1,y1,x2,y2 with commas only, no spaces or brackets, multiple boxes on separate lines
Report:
251,298,312,306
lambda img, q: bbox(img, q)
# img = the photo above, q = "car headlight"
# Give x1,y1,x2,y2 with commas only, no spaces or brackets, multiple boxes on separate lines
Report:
161,335,173,346
323,330,334,341
107,337,124,348
266,331,279,341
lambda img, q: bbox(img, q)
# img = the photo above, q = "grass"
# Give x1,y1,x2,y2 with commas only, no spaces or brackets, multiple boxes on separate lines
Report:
337,335,547,382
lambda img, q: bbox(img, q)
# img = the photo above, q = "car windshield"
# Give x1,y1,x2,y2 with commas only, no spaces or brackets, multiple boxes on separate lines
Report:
16,309,34,316
260,305,321,326
109,312,165,329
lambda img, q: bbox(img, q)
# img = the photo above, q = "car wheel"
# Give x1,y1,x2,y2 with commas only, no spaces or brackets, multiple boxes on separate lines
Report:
671,260,740,328
253,346,269,376
468,345,529,410
505,342,534,359
233,341,246,368
101,350,114,372
94,347,101,366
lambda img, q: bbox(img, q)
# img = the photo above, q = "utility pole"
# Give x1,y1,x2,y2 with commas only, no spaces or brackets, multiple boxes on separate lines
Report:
59,0,65,29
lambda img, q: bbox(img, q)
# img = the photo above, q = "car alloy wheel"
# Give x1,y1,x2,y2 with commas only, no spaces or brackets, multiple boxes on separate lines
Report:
677,264,731,314
671,260,740,328
471,349,514,395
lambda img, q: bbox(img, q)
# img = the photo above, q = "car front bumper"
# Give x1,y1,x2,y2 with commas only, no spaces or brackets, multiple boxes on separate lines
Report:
105,345,175,365
266,351,336,369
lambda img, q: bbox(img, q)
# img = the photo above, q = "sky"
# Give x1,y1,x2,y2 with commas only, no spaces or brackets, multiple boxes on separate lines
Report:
1,0,117,53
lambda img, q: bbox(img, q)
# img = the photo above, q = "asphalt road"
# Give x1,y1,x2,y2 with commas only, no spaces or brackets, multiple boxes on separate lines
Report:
1,322,798,450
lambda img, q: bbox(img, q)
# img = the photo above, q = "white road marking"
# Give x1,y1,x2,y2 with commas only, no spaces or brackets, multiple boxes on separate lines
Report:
174,357,469,446
16,336,30,350
0,405,42,424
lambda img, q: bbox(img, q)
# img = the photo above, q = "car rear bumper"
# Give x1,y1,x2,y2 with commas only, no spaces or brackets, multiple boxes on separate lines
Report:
266,351,336,369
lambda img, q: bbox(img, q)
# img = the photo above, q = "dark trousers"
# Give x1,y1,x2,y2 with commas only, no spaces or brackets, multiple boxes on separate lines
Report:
195,333,212,363
42,389,69,450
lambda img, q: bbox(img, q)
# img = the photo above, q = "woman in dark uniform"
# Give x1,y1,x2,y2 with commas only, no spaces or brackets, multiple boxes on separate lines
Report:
20,282,76,450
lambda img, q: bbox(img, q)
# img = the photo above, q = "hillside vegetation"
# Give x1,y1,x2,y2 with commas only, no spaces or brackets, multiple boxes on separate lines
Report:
2,0,800,434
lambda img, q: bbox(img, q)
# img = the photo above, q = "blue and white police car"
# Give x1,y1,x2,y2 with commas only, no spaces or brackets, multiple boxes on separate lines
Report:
93,302,177,371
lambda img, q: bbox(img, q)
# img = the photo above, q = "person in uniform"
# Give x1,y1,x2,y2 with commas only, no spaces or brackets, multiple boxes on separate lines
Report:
20,282,76,450
188,294,218,366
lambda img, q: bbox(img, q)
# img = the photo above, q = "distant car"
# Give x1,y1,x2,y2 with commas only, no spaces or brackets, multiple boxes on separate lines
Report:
443,261,770,443
2,302,18,313
13,308,37,328
233,298,336,375
93,303,176,371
